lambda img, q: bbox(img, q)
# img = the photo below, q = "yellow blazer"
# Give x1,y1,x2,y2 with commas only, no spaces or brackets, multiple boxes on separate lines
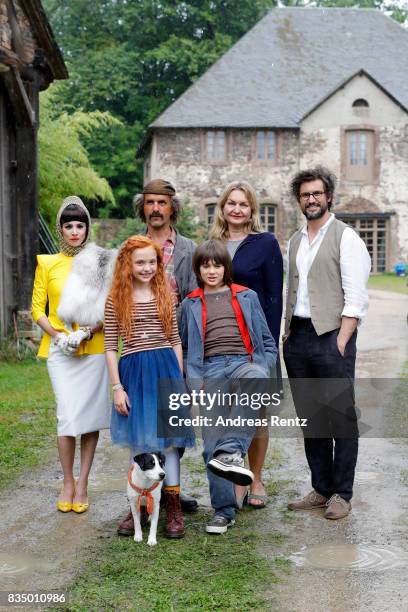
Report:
31,252,105,359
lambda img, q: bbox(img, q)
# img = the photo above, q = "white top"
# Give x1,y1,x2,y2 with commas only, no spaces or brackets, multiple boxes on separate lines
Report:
289,214,371,321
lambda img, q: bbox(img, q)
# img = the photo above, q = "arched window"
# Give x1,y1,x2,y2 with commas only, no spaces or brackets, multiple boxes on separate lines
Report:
260,204,276,233
352,98,369,108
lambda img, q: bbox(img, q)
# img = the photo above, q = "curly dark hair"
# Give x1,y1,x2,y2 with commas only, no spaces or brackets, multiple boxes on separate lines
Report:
290,166,337,209
132,193,181,224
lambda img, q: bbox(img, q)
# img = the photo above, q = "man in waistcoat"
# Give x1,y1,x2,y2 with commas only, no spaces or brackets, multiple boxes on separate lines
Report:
117,179,198,538
283,166,371,519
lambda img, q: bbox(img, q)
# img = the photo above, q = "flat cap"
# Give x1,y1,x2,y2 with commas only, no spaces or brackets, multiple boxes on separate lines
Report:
142,179,176,197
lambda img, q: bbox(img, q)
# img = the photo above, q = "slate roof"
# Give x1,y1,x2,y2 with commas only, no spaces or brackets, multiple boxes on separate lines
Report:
150,7,408,129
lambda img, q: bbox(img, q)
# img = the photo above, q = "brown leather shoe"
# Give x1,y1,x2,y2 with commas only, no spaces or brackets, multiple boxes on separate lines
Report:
287,490,328,510
324,494,351,520
117,507,148,536
164,491,185,538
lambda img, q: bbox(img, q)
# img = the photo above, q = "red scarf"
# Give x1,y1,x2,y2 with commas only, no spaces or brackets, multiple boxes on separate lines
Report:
127,468,160,516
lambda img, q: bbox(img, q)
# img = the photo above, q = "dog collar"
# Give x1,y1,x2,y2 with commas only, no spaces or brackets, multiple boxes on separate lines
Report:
128,468,161,516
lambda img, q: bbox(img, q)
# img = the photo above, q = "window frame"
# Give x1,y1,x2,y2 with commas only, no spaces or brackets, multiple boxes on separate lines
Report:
205,202,216,229
259,202,277,234
202,129,229,163
341,125,379,184
252,130,278,163
335,213,390,273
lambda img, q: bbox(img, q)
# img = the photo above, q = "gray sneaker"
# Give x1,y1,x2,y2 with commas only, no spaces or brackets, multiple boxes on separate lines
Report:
207,452,254,486
206,515,235,534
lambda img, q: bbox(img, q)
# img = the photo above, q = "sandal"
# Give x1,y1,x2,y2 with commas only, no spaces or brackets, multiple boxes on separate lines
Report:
247,493,268,508
247,482,268,509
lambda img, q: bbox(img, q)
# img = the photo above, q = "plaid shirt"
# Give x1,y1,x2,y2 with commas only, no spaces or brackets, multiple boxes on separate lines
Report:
149,227,180,303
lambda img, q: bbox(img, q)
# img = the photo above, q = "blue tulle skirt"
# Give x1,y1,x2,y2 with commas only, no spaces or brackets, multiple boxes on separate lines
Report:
111,348,195,453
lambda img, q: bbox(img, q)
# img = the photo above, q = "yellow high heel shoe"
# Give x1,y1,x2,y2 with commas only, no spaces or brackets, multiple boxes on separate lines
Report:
57,492,73,513
72,500,89,514
72,481,89,513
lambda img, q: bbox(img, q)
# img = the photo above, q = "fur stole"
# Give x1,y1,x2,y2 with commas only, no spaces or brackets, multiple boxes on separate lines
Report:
57,243,117,327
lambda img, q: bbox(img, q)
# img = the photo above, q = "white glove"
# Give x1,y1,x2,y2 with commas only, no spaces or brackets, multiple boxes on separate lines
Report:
54,333,76,356
67,327,91,349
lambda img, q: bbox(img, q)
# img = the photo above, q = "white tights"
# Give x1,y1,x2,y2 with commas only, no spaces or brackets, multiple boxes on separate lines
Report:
129,447,180,487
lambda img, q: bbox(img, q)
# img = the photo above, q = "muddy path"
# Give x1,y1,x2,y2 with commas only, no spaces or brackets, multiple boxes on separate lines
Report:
0,289,407,611
262,289,408,612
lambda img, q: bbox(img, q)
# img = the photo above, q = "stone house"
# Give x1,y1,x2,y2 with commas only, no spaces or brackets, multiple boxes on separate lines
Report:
0,0,67,337
137,7,408,273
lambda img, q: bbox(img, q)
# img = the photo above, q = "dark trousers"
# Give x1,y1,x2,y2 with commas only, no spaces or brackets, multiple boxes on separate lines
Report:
283,317,358,502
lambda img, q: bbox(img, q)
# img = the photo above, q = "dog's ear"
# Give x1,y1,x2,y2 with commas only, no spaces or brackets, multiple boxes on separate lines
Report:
134,454,146,469
157,452,166,467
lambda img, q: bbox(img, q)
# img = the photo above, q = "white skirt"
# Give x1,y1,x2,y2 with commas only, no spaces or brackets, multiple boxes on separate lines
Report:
47,343,110,436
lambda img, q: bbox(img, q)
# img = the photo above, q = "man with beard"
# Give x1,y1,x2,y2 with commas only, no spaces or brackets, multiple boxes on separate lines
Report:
117,179,198,537
283,166,371,519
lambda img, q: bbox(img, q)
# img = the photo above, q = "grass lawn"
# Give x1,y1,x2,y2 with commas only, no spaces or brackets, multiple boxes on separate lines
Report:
60,510,287,612
368,273,407,294
0,359,56,488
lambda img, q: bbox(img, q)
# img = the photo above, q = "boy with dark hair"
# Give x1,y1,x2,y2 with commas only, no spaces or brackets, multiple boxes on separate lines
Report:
181,240,277,534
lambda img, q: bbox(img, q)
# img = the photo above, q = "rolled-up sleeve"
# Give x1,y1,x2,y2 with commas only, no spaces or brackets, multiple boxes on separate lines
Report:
340,228,371,321
31,257,48,322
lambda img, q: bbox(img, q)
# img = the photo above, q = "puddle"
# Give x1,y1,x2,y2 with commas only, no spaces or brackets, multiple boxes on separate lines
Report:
290,544,408,571
0,552,50,577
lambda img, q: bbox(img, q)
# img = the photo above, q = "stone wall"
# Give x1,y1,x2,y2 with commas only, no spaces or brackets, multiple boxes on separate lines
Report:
148,127,300,250
146,115,408,268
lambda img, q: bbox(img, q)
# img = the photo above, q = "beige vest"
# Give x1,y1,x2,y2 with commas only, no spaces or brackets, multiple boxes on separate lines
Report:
285,218,348,336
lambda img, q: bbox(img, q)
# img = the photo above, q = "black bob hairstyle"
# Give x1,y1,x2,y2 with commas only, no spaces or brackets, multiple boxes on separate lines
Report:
59,204,89,237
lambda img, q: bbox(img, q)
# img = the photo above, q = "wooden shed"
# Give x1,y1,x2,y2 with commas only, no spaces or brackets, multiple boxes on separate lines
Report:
0,0,67,338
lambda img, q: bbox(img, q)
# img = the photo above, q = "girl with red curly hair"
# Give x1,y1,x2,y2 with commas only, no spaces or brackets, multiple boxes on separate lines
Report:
104,236,194,538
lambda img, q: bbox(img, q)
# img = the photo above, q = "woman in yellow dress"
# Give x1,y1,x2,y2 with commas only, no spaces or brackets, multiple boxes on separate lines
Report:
31,196,112,513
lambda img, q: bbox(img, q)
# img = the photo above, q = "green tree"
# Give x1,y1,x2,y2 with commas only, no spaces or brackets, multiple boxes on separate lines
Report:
42,0,279,214
42,0,407,216
38,87,121,224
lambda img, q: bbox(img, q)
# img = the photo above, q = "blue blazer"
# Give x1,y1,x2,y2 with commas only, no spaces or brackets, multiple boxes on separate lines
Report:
180,286,277,381
231,233,283,346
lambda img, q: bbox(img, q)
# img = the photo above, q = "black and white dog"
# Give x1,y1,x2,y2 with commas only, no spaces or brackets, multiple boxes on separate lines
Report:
127,452,166,547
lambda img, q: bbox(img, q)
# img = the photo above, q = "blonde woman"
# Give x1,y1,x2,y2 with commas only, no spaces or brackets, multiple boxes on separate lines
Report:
209,181,283,508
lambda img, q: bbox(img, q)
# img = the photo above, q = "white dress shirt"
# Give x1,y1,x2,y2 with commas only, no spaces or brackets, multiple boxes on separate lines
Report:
289,214,371,321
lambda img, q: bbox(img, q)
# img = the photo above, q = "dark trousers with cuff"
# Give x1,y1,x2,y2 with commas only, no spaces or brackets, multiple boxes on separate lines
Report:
283,317,359,502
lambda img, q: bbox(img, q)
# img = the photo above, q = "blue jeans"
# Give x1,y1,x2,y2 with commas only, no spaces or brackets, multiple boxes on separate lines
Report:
202,355,269,520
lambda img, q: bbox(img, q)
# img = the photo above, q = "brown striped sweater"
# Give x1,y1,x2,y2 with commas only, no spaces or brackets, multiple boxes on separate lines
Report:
104,297,180,357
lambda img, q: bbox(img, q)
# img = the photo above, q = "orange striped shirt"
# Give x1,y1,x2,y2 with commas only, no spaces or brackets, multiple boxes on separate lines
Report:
104,297,180,357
